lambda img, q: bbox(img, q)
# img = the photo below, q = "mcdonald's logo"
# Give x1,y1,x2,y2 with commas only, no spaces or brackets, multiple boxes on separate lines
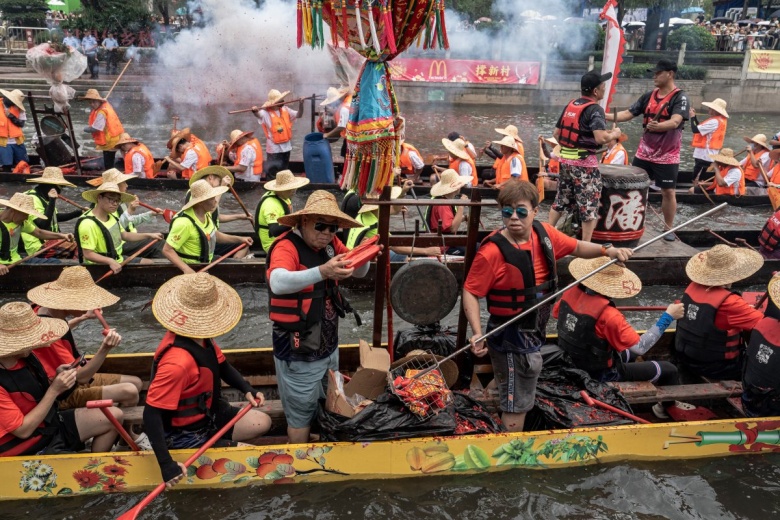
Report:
428,60,448,80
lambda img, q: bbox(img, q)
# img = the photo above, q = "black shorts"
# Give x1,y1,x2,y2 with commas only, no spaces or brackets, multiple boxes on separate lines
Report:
632,157,679,189
39,409,85,455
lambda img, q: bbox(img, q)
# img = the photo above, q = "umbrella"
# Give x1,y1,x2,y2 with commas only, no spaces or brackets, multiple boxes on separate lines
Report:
622,21,645,28
769,10,780,18
710,17,734,24
669,17,695,25
47,0,65,5
681,7,705,14
758,20,773,26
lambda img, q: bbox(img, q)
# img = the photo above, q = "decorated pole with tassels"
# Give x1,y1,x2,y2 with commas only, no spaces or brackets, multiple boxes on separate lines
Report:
598,0,625,112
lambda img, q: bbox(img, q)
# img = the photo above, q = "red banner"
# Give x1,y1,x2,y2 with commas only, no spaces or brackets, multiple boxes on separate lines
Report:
389,58,541,85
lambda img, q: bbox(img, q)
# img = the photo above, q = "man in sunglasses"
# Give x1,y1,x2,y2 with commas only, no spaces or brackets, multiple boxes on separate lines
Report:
266,191,374,443
463,181,632,432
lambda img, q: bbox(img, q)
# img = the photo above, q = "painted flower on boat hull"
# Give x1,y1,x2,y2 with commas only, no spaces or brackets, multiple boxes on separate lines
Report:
102,477,126,492
73,469,101,489
19,460,59,495
103,464,127,477
27,476,46,492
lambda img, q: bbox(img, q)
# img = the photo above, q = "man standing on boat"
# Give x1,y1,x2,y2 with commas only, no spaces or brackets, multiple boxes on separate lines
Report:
689,98,729,182
80,89,125,170
463,181,632,432
608,60,690,241
266,191,371,443
252,89,303,180
254,170,309,252
321,86,351,160
548,71,622,243
0,89,29,172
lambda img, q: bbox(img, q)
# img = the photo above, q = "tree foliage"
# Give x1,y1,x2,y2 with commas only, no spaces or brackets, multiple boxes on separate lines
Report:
667,25,716,51
0,0,49,27
60,0,155,33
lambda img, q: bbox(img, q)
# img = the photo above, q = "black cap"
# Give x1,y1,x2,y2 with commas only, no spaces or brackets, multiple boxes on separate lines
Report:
648,59,678,74
581,71,612,92
447,131,461,141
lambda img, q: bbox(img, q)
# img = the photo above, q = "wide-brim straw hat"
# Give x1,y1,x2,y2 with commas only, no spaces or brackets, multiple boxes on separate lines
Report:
228,129,254,150
430,169,471,197
543,136,559,147
152,272,242,338
701,98,729,118
78,89,106,102
277,190,361,229
27,266,120,311
112,133,140,149
0,88,25,111
441,138,471,161
0,302,68,357
26,166,75,187
86,168,138,187
263,170,309,192
182,180,229,212
709,148,741,167
262,89,290,108
167,127,191,150
568,257,642,299
768,275,780,308
189,165,234,187
82,181,135,205
744,134,770,150
0,193,45,219
495,124,523,143
390,349,459,389
685,244,764,286
492,135,521,154
358,186,403,214
320,86,349,106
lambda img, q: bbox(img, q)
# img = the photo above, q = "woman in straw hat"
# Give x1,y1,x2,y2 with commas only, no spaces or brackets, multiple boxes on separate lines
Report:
425,169,470,239
21,167,80,259
0,301,123,456
0,88,29,171
163,180,253,273
113,133,155,179
601,133,630,165
688,148,745,196
251,89,302,178
74,182,163,272
0,193,74,275
254,169,309,252
553,257,686,419
675,244,766,380
144,272,271,486
484,135,528,189
79,89,125,169
224,129,264,182
267,190,373,443
463,181,633,432
690,98,729,181
439,136,477,187
165,128,212,181
741,133,772,192
741,275,780,417
320,86,351,157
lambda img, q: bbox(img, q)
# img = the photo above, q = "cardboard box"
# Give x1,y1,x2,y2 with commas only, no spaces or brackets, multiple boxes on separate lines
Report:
326,339,391,418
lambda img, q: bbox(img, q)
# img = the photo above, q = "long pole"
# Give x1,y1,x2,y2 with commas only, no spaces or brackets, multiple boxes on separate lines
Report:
408,187,430,232
228,95,320,114
8,239,66,268
27,90,50,167
94,238,161,284
56,194,89,212
229,186,253,222
63,108,83,176
104,59,132,101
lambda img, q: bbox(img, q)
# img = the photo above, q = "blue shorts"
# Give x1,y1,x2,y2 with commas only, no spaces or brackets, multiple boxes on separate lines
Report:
274,350,339,428
0,143,29,167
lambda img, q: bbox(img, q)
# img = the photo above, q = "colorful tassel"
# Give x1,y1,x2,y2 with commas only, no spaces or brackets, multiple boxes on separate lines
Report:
367,0,382,54
355,2,367,49
341,0,348,46
296,0,303,48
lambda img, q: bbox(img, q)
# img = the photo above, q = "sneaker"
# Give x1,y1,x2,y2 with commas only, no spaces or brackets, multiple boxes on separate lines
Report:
652,402,670,419
663,232,677,242
649,183,662,192
133,432,153,451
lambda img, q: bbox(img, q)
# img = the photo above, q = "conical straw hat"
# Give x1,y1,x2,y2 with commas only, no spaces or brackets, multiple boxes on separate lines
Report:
189,165,234,187
277,190,361,229
685,244,764,286
0,302,68,357
568,257,642,299
709,148,741,167
495,124,523,143
262,89,290,108
86,168,138,187
81,181,135,204
167,127,191,150
228,129,254,149
152,272,242,338
181,179,229,211
319,86,349,106
0,89,25,111
743,134,770,150
768,275,780,309
430,169,471,197
26,166,75,187
78,89,105,102
358,186,403,214
263,170,310,192
492,135,521,154
27,266,120,311
112,132,141,149
701,98,729,118
441,138,471,161
0,193,45,219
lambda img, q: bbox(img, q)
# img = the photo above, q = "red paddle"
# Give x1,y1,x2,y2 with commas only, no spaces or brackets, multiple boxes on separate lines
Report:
580,390,650,424
86,400,139,451
116,403,253,520
56,194,89,212
137,201,176,224
94,238,161,284
94,308,110,336
8,239,66,268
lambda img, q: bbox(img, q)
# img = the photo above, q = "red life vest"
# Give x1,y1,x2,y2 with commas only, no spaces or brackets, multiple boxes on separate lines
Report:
399,142,421,176
262,108,293,145
712,164,745,196
557,98,598,151
691,115,727,150
124,143,155,179
556,285,616,373
0,106,23,139
88,102,124,148
150,332,221,430
743,149,768,182
675,283,742,364
0,355,60,457
482,223,557,332
642,87,681,127
759,209,780,252
449,157,477,186
742,301,780,415
601,143,629,165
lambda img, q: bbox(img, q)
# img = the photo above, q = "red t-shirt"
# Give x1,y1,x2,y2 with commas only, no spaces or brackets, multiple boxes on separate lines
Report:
145,333,226,410
34,337,77,379
429,205,456,233
267,234,349,279
0,359,30,438
464,223,578,298
552,298,640,353
715,293,765,331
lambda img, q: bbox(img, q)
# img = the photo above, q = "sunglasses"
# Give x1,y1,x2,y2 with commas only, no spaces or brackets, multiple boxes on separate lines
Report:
314,221,339,233
501,206,530,219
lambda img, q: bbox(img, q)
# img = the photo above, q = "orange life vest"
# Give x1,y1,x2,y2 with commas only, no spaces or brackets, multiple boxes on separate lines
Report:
399,142,421,176
338,96,352,138
601,143,629,165
236,138,264,176
557,98,598,151
124,143,155,179
743,149,768,182
495,152,528,184
181,139,213,180
88,102,124,149
769,163,780,210
712,164,745,196
449,157,478,186
0,106,23,139
691,115,727,150
643,87,681,127
262,108,293,145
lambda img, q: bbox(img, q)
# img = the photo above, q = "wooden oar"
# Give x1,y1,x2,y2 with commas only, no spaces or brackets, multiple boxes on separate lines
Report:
229,186,254,223
579,390,650,424
116,402,253,520
94,238,161,284
228,95,321,114
86,399,139,451
56,194,89,212
756,160,779,211
104,58,132,101
735,237,759,252
7,239,66,268
137,201,176,224
644,102,668,133
705,228,738,247
30,156,102,173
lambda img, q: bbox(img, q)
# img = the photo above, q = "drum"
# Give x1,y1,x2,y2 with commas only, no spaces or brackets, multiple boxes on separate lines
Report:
593,164,650,247
39,114,67,136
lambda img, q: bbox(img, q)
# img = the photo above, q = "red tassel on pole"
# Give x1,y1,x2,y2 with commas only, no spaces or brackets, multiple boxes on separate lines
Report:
439,1,449,49
296,0,303,48
342,0,349,46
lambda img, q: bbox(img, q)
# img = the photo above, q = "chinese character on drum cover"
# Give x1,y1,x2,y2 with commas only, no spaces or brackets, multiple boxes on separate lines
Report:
605,191,645,231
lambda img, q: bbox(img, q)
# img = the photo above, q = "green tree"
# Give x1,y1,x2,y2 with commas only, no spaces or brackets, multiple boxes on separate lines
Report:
0,0,49,27
668,25,716,50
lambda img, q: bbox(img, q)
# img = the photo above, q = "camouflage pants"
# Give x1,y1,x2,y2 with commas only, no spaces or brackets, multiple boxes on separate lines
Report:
551,163,602,222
